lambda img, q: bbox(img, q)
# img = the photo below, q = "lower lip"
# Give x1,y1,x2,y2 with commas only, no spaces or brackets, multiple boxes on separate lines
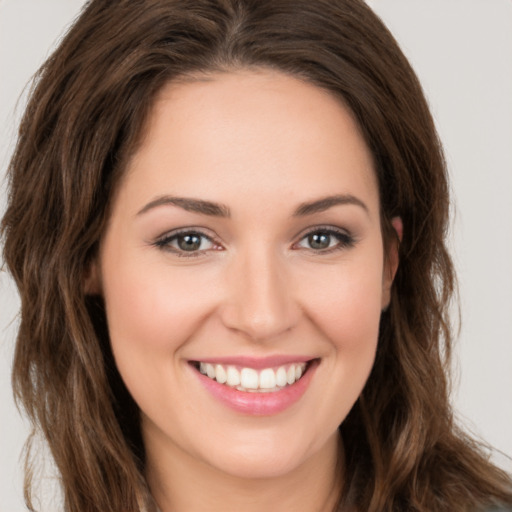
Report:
192,360,318,416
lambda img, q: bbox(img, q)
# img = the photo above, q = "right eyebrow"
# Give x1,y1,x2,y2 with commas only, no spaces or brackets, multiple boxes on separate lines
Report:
293,194,370,217
136,195,231,218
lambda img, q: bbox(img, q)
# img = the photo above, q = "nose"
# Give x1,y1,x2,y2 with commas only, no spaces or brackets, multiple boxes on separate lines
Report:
219,246,300,342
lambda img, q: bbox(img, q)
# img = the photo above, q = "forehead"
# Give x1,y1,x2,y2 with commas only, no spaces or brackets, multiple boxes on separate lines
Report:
121,69,379,217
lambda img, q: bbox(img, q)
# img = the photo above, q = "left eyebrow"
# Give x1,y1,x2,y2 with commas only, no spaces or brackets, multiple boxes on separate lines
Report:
293,194,370,217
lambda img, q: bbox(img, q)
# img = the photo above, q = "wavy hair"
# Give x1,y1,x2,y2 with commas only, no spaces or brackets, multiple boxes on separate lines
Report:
2,0,511,510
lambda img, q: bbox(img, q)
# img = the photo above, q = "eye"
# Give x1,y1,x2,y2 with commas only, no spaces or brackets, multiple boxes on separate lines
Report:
154,230,220,256
295,228,355,252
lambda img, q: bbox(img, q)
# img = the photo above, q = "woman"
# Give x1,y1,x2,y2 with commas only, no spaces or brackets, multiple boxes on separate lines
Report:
1,0,511,511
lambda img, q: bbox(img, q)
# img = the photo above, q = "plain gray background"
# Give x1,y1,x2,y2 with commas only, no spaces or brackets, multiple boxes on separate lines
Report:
1,0,511,510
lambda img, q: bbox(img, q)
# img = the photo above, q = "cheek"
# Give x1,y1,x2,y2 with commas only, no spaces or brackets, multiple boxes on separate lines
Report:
302,261,384,424
102,261,215,355
99,254,222,424
304,257,384,352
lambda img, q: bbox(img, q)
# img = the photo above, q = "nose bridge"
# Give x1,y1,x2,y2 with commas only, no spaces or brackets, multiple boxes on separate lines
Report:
221,242,298,341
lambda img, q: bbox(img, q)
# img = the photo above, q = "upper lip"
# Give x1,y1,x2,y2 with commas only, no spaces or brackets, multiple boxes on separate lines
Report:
189,355,316,369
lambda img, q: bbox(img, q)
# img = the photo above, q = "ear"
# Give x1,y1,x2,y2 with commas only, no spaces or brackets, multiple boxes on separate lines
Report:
381,216,402,310
84,258,102,295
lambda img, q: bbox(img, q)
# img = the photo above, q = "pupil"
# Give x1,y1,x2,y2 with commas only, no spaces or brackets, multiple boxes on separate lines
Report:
178,234,201,251
309,233,330,249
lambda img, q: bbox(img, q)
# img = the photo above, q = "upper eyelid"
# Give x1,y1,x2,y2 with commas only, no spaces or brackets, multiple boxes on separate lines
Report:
155,227,217,242
293,224,353,241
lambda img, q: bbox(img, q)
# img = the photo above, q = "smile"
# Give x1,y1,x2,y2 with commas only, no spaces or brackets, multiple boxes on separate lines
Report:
196,362,308,392
190,358,318,415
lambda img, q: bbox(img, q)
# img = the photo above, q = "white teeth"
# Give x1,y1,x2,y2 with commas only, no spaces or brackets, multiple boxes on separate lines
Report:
286,366,296,385
215,364,227,384
259,368,276,389
197,361,308,392
240,368,259,389
276,367,287,387
206,363,215,379
226,366,240,387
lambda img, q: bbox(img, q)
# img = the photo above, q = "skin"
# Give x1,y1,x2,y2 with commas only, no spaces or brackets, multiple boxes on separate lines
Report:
90,69,400,511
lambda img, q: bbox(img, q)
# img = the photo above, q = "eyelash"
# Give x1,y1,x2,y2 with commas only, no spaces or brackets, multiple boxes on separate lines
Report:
153,229,219,258
153,226,356,257
294,226,356,254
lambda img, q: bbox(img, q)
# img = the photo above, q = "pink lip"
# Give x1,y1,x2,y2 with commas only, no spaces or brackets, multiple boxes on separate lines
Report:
191,359,319,416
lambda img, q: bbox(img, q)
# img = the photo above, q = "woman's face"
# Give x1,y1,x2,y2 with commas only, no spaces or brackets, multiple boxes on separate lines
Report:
94,70,398,480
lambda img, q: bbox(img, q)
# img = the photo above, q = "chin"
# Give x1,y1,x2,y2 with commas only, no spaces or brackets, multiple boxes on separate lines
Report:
207,448,308,480
197,427,335,481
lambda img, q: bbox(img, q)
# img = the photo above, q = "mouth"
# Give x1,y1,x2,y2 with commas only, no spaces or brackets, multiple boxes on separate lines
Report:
190,360,312,393
189,357,318,415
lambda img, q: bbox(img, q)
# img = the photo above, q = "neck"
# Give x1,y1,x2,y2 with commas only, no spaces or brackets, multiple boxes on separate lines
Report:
145,428,344,512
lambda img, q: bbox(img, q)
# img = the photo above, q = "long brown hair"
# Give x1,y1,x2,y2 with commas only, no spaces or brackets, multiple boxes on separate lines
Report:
2,0,511,511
